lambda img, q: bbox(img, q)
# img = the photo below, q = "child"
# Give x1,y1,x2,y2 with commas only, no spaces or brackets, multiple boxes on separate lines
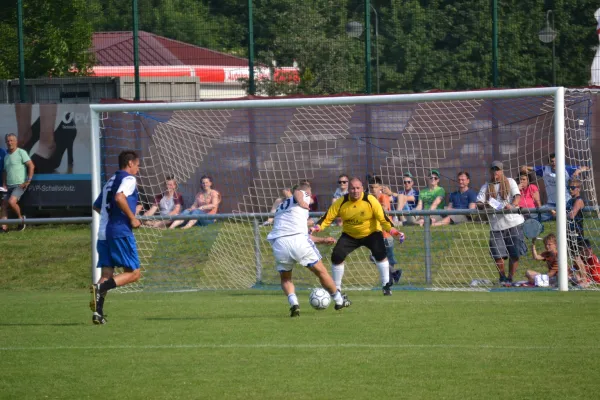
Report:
527,234,558,287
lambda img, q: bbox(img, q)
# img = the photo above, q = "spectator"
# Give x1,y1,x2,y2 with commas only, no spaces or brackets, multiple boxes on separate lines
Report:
518,171,542,219
263,187,293,226
520,153,589,221
476,160,526,286
566,178,591,287
369,181,402,285
0,146,6,179
390,172,419,226
331,174,349,226
527,234,558,287
432,171,477,226
0,146,6,216
1,133,35,233
416,169,446,226
332,174,349,203
142,176,184,229
170,175,220,229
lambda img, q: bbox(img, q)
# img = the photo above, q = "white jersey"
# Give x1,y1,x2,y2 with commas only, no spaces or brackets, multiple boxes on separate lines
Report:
539,166,570,206
477,178,524,231
266,190,310,240
96,175,116,241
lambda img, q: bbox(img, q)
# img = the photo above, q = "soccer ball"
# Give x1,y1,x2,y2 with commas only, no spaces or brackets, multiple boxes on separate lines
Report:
309,288,331,310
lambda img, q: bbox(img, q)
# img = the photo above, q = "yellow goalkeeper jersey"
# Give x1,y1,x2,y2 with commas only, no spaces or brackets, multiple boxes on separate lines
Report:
317,193,394,239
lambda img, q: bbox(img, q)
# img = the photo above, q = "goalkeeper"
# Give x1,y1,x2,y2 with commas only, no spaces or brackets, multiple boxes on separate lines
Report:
312,177,405,296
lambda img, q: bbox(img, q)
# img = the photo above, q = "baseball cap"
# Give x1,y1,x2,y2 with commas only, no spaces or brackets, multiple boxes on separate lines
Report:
403,172,413,179
430,169,440,177
490,160,503,170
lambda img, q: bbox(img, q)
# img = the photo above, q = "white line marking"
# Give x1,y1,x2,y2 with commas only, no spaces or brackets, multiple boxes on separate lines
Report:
0,343,591,351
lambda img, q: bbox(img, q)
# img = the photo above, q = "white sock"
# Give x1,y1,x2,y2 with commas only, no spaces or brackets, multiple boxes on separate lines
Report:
331,289,343,305
287,293,299,306
376,259,390,286
331,263,345,291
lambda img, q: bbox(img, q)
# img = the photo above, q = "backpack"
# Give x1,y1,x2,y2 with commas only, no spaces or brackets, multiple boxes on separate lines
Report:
585,252,600,284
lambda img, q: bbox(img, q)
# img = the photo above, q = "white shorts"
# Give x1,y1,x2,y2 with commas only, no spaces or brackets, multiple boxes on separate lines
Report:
534,274,550,287
269,234,321,272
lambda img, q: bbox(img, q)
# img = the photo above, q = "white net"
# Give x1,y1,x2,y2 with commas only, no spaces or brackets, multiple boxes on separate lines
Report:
96,90,600,292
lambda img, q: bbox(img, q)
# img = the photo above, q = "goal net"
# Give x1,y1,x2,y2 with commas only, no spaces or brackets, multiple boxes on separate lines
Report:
91,88,599,292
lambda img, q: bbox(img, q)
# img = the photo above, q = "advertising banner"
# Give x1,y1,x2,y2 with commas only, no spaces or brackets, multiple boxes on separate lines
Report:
0,104,91,208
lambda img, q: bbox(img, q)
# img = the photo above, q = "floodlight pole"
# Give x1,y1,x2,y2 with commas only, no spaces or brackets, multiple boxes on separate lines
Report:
550,11,556,86
364,0,371,94
17,0,27,102
132,0,140,101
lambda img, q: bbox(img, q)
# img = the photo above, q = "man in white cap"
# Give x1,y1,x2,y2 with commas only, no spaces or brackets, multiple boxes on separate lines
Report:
476,160,526,286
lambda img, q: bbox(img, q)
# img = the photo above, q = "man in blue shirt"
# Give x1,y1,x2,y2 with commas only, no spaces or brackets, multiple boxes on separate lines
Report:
90,150,141,325
521,153,589,221
432,171,477,226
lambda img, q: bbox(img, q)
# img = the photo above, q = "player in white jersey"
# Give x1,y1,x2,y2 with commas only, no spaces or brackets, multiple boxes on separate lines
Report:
267,182,351,317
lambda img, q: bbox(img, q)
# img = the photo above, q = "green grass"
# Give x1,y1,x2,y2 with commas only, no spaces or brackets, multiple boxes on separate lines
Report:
2,225,600,399
1,290,600,399
0,221,563,291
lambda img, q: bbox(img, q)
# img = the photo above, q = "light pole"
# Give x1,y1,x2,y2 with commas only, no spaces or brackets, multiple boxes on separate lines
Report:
345,3,379,94
538,10,557,86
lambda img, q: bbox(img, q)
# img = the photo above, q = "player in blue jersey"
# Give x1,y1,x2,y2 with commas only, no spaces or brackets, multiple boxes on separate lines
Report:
90,150,141,325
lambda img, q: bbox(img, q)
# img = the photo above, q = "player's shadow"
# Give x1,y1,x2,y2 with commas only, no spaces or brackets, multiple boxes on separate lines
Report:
0,322,84,326
144,315,267,321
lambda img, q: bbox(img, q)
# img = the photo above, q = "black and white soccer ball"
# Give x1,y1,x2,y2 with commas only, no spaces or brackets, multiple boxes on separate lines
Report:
309,288,331,310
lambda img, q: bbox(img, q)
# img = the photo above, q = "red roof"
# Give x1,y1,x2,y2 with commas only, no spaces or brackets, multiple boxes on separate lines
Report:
93,31,249,67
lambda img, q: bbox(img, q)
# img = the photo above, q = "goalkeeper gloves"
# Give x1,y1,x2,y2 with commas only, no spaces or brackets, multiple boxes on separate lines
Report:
389,228,405,244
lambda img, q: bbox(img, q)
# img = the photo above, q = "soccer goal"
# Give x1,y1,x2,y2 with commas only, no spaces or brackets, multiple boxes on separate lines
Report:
90,87,599,292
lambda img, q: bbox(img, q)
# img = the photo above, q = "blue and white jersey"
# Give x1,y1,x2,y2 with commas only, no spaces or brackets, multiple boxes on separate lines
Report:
92,174,116,241
267,190,310,240
106,170,139,239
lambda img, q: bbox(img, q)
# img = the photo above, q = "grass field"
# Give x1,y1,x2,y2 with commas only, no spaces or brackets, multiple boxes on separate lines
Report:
1,290,600,399
2,225,600,399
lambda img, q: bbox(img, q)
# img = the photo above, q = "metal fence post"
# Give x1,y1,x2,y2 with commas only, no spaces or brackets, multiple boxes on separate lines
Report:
424,215,432,284
252,218,262,284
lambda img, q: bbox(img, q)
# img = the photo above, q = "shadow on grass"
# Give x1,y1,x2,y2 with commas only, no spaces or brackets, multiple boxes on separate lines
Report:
0,322,85,326
143,315,280,321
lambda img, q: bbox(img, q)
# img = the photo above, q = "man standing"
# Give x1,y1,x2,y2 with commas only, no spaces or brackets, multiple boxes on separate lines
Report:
520,154,589,221
267,181,351,317
313,178,404,296
90,150,142,324
477,161,526,286
1,133,35,233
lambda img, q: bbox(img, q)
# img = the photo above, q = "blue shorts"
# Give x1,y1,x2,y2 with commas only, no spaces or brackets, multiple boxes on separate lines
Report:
96,239,111,268
107,236,140,270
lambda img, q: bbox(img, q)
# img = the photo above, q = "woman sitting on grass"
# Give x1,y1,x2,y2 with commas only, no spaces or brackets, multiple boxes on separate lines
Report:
170,175,220,229
142,176,184,229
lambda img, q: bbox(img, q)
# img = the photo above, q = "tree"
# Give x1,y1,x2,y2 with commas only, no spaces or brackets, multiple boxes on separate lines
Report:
0,0,97,79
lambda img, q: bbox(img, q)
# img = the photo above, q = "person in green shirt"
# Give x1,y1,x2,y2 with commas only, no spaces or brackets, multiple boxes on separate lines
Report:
1,133,35,233
416,169,446,226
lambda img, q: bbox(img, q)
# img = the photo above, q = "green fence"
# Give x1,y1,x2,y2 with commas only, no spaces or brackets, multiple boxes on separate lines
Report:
1,0,599,102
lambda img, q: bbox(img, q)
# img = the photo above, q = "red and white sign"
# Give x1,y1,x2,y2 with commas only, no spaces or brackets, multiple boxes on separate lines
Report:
91,65,300,84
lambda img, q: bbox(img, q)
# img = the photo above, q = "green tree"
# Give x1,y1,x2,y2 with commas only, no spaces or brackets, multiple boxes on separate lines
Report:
0,0,97,79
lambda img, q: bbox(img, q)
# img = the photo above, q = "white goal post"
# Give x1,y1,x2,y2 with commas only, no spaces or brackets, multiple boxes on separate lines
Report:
90,87,577,292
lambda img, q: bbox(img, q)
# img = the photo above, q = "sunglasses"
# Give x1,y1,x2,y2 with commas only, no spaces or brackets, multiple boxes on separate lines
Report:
403,180,412,184
338,180,348,184
490,167,501,171
568,186,580,190
428,176,439,180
